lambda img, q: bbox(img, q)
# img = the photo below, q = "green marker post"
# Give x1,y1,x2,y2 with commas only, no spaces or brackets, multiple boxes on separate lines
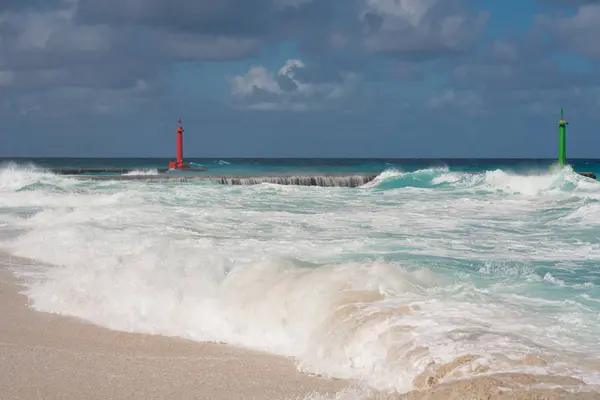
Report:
558,108,568,167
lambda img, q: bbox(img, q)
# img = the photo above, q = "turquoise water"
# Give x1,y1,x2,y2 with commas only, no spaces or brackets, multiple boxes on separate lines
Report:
7,157,600,176
0,159,599,394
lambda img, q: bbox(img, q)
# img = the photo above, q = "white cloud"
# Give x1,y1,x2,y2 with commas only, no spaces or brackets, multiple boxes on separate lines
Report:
228,59,359,111
229,65,283,97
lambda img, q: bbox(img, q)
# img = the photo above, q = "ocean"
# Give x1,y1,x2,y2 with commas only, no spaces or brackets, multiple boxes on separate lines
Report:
1,158,600,396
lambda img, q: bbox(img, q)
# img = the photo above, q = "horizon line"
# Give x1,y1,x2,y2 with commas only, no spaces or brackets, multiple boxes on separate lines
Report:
1,156,599,161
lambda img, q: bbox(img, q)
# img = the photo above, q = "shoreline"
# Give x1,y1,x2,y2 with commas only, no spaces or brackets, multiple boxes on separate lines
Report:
2,253,600,400
0,260,350,400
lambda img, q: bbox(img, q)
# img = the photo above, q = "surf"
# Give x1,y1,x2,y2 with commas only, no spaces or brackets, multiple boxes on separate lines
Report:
0,162,599,395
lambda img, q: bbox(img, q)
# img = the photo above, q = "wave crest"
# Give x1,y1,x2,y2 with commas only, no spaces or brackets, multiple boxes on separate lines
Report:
369,165,598,195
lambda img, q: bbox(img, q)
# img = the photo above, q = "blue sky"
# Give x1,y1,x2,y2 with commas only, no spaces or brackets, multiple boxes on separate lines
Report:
1,0,600,158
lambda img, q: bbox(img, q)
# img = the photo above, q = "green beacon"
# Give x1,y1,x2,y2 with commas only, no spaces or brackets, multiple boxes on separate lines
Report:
558,108,568,167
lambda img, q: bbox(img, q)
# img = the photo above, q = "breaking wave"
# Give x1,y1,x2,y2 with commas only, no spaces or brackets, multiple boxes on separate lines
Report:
122,169,159,176
368,165,598,195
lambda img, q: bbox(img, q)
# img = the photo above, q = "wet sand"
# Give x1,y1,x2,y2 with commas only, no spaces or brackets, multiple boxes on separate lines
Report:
2,253,600,400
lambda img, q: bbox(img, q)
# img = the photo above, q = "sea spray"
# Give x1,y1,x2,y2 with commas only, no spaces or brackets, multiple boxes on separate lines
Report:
122,169,160,176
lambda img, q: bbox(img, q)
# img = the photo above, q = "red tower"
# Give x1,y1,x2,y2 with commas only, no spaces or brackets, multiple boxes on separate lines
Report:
168,119,190,169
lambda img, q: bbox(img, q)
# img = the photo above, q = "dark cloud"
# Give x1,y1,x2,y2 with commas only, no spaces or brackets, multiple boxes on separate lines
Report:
0,0,66,12
75,0,334,40
534,2,600,60
0,0,488,89
76,0,275,36
277,74,299,92
0,0,598,142
0,0,341,118
156,32,261,61
349,0,490,60
434,15,600,119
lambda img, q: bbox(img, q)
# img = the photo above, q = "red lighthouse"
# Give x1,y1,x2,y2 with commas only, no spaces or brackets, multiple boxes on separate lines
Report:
168,119,190,169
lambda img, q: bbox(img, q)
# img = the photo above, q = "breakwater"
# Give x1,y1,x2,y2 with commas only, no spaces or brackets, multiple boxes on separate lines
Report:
68,173,379,187
49,168,208,175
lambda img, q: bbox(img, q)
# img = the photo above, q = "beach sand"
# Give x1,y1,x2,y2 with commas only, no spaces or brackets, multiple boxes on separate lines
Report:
2,253,600,400
0,265,348,400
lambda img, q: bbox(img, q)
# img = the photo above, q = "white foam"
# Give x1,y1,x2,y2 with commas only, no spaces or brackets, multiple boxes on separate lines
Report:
301,387,372,400
359,168,403,188
122,169,159,176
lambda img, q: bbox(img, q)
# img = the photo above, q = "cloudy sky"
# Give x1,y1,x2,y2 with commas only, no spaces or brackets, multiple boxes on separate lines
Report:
1,0,599,158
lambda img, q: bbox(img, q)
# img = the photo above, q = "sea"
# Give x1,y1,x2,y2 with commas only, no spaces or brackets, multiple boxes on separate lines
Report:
1,157,600,396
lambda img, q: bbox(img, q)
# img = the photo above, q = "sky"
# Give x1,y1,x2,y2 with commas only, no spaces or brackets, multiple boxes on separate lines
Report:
1,0,600,158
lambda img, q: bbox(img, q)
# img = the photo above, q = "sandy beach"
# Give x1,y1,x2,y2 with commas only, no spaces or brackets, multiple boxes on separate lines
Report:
0,264,349,400
2,252,600,400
